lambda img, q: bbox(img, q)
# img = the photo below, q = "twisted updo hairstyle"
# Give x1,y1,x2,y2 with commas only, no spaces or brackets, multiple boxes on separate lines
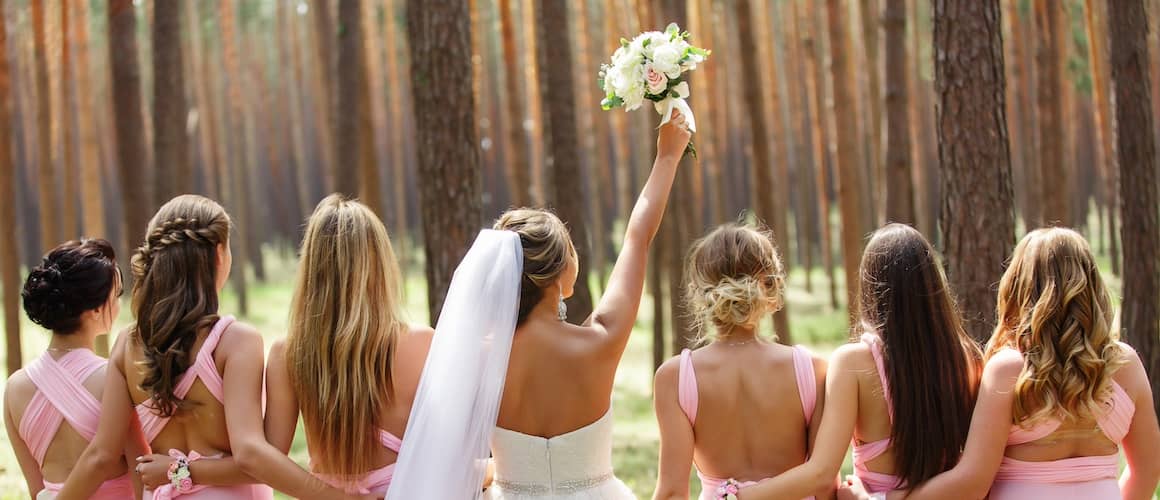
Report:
493,208,576,326
131,195,231,417
684,224,785,342
986,227,1125,426
22,239,119,334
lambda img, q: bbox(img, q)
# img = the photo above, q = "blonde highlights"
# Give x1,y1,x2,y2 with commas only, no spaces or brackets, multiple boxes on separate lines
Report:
684,224,785,343
493,208,576,325
986,228,1126,426
285,195,405,480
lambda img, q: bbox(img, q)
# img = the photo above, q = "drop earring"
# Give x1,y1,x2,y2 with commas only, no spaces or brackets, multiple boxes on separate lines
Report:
557,292,568,322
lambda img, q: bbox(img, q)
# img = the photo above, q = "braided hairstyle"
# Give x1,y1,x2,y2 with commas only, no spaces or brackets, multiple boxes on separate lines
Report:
22,239,119,334
131,195,231,417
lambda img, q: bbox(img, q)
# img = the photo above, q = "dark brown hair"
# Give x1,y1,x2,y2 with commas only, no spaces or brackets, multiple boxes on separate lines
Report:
493,208,576,325
22,239,120,334
131,195,231,417
856,224,981,489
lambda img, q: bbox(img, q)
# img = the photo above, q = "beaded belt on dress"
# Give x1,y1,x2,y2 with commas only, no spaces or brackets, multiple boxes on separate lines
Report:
494,472,615,495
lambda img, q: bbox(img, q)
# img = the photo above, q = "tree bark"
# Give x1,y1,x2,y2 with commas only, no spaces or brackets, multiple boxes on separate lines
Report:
1,0,22,374
803,0,839,310
535,0,594,323
58,0,78,239
1034,0,1067,227
219,0,250,314
827,0,869,317
1084,0,1120,275
407,0,483,323
152,0,189,204
883,0,914,224
32,0,57,252
331,0,364,200
109,0,149,280
499,0,532,208
861,0,885,223
933,0,1016,343
75,0,104,241
1108,0,1160,417
311,0,337,192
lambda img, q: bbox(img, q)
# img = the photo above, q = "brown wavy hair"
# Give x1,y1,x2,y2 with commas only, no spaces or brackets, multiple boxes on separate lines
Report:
684,224,786,343
857,224,982,489
285,195,405,481
493,208,576,325
985,228,1125,426
131,195,231,417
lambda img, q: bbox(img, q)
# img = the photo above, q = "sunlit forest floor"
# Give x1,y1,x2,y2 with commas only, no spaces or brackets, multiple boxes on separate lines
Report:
0,243,1133,498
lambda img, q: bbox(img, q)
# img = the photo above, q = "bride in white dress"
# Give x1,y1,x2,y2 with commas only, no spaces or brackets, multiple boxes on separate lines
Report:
387,112,691,499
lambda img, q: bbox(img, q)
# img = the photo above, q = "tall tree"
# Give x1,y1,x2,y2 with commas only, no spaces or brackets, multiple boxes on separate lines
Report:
1108,0,1160,415
827,0,869,315
58,0,77,239
333,0,364,199
407,0,483,322
1,0,21,374
499,0,532,207
219,0,251,314
1034,0,1067,227
311,0,337,191
802,0,839,309
32,0,56,252
860,0,884,221
535,0,594,323
74,0,104,240
109,0,149,275
153,0,189,203
933,0,1016,342
1084,0,1119,274
883,0,914,223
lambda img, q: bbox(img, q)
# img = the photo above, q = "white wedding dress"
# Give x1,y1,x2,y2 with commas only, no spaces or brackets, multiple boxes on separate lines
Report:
487,409,636,499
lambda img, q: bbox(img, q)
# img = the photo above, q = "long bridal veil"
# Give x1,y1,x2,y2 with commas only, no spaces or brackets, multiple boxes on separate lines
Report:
388,229,523,499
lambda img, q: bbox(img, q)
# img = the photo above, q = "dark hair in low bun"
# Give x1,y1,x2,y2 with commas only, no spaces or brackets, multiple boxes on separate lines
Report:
22,239,119,334
493,208,576,325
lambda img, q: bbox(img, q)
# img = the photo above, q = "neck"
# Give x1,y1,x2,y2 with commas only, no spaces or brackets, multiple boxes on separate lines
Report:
530,291,564,323
715,325,759,344
48,329,97,352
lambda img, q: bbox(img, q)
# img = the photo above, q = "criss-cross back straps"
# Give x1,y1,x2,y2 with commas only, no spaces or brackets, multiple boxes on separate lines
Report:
379,429,403,453
677,349,698,424
861,333,894,422
19,350,107,464
791,345,817,426
136,316,236,442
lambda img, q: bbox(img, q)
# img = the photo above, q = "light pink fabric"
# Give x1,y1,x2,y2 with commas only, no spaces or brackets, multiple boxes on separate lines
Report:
19,349,134,499
990,348,1135,498
314,429,403,495
677,346,818,500
137,316,273,500
851,333,904,493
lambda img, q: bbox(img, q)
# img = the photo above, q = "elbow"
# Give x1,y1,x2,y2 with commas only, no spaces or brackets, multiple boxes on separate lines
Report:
808,461,840,494
232,440,267,479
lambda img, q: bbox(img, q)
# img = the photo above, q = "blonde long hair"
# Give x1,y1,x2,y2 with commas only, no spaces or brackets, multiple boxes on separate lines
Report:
986,228,1126,425
285,195,406,480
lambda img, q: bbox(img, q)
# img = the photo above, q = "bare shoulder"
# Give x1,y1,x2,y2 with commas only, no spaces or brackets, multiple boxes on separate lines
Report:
1111,341,1149,396
268,337,287,359
983,348,1025,384
397,324,434,357
830,341,874,370
220,320,263,348
655,354,683,387
4,368,34,408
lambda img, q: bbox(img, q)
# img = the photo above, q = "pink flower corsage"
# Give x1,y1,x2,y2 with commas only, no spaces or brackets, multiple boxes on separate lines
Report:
167,450,203,493
715,478,741,500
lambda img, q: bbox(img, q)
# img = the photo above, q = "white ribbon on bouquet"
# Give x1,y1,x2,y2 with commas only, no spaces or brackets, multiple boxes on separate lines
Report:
654,81,697,133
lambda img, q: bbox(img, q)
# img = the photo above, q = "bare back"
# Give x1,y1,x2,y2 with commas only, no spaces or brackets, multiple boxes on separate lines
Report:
685,343,824,481
847,342,900,475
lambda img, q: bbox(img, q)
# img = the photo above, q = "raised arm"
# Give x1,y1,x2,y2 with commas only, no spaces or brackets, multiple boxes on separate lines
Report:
219,323,360,500
1116,344,1160,500
589,112,691,354
652,357,695,500
57,333,144,500
884,350,1021,500
741,344,862,500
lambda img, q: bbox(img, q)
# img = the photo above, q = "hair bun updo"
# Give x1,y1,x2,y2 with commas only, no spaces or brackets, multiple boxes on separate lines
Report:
684,224,785,342
22,239,119,334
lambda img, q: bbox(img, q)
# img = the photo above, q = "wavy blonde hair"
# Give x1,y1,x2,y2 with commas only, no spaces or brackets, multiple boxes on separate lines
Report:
986,227,1126,426
684,224,785,343
285,195,405,481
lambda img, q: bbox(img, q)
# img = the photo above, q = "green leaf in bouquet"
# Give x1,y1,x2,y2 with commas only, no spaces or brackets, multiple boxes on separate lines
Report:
689,46,711,57
620,37,629,47
665,23,680,37
642,37,652,48
601,94,624,110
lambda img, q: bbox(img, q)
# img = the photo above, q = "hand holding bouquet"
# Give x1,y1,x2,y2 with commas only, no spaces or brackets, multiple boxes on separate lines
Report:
599,23,710,157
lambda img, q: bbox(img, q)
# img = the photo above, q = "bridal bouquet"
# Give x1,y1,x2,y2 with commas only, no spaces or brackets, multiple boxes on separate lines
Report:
599,23,710,155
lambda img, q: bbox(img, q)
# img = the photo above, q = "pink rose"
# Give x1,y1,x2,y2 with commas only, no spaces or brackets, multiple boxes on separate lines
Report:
178,478,193,492
646,67,668,95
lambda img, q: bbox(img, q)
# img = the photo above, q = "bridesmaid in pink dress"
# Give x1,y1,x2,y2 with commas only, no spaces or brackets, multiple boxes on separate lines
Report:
4,239,139,499
56,195,366,500
864,228,1160,500
264,196,435,496
739,224,982,499
652,225,829,500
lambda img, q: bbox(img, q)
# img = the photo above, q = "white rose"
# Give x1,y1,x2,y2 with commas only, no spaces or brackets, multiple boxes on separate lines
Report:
622,83,646,111
650,42,683,79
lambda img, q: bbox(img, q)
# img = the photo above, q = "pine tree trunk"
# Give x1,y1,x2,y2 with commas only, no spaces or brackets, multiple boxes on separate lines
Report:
384,0,411,253
152,1,188,203
1084,0,1120,275
311,0,337,193
933,0,1016,343
499,0,532,208
109,0,149,281
1108,0,1160,417
785,0,816,292
861,0,885,223
802,0,839,310
58,0,78,239
359,0,384,216
535,0,594,323
1,0,22,374
74,0,104,241
827,0,869,317
219,0,250,314
408,0,483,323
1034,0,1067,227
883,0,914,224
32,0,57,252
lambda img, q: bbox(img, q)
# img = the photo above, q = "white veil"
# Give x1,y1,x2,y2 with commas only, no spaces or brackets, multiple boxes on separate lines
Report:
388,229,523,499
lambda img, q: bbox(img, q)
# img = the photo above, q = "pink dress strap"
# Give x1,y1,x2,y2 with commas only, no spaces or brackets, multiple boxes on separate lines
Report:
677,349,698,425
313,429,404,495
791,345,817,426
851,334,903,493
136,316,236,442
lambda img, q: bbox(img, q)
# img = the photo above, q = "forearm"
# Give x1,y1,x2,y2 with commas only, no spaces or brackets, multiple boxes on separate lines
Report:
56,447,123,500
624,154,680,245
1119,467,1160,500
740,461,832,500
234,439,346,500
893,468,988,500
190,456,259,486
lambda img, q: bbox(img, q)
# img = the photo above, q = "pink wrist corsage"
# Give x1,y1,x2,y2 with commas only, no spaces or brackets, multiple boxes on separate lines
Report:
715,479,741,500
166,450,203,493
